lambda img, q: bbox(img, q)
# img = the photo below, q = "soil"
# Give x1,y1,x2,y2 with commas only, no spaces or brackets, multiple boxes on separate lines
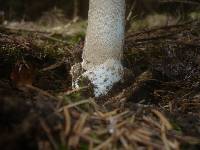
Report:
0,21,200,150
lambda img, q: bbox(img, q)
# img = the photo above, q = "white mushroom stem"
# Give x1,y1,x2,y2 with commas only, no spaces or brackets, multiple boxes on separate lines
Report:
74,0,125,97
82,0,125,97
82,59,123,97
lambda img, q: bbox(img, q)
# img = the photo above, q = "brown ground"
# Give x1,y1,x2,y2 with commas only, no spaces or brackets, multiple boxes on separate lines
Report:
0,20,200,150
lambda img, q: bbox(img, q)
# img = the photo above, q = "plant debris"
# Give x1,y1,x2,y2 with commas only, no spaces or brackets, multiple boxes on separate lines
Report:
0,20,200,150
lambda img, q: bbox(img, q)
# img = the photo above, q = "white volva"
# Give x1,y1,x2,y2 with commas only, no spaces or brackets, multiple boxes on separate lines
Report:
78,0,125,97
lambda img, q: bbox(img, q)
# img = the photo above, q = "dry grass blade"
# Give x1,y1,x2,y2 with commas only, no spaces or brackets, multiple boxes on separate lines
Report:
143,116,161,129
80,134,102,144
21,84,60,102
168,140,180,150
136,128,155,137
39,118,58,150
59,98,94,111
116,118,131,129
152,109,172,130
161,124,172,150
62,86,89,96
161,124,180,150
93,136,113,150
68,113,88,147
170,134,200,144
89,141,94,150
133,129,151,142
112,110,129,119
120,135,131,150
63,107,71,136
124,129,163,149
73,113,88,133
41,59,65,72
95,109,118,119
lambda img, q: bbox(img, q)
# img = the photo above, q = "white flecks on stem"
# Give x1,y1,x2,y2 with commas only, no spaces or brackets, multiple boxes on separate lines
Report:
82,59,123,97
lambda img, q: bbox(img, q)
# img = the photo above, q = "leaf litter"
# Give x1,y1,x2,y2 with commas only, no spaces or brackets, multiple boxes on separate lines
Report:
0,20,200,150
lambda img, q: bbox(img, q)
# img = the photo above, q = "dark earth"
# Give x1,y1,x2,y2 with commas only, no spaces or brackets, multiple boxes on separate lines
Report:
0,20,200,150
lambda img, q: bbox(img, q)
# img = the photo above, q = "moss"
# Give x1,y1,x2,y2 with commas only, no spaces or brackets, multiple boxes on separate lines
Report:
79,143,89,150
58,144,68,150
171,121,183,133
65,32,85,46
189,11,200,20
129,14,179,32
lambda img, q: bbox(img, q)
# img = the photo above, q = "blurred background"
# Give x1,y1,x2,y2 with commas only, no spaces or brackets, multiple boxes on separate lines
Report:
0,0,200,33
0,0,200,20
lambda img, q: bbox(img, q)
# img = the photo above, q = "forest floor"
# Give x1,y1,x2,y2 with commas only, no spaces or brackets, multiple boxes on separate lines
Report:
0,19,200,150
